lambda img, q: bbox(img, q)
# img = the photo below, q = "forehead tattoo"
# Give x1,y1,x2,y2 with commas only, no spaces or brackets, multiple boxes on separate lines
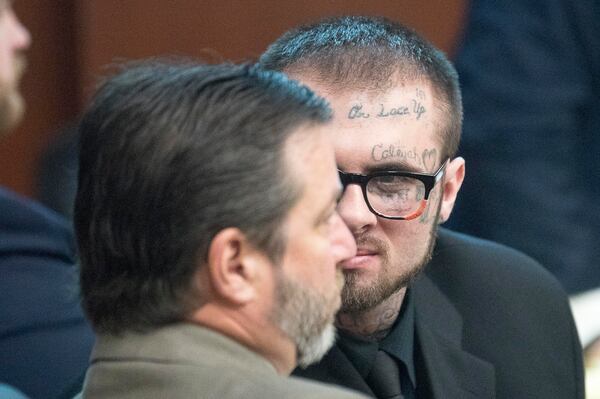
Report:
346,87,428,121
370,146,438,172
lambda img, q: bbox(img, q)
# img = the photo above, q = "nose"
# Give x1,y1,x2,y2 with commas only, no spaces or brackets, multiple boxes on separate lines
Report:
337,184,378,235
9,7,31,50
330,212,357,264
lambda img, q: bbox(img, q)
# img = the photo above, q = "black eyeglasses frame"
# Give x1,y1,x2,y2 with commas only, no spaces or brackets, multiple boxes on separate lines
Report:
337,160,448,220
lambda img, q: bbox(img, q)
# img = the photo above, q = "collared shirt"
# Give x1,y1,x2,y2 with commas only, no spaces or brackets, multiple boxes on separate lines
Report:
337,289,416,398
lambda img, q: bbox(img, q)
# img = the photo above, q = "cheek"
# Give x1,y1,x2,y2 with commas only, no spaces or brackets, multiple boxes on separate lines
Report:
379,220,428,254
307,238,339,285
379,218,418,238
308,237,336,273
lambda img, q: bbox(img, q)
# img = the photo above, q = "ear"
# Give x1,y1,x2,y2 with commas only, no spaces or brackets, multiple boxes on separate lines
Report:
438,156,465,224
206,228,265,305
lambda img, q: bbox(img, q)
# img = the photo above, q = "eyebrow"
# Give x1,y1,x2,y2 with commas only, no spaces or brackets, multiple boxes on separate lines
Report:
362,161,424,174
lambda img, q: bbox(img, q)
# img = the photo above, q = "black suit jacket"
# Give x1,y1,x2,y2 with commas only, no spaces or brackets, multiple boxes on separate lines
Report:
294,229,584,398
0,187,94,399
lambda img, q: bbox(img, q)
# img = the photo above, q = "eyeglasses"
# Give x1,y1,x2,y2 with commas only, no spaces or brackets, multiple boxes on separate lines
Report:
338,160,447,220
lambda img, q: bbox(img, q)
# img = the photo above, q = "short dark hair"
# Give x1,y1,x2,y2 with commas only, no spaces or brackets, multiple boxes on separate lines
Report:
75,61,331,334
259,16,462,159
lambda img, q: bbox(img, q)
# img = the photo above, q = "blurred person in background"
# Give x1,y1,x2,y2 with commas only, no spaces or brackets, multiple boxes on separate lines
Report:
36,121,79,220
448,0,600,394
0,1,94,398
450,0,599,296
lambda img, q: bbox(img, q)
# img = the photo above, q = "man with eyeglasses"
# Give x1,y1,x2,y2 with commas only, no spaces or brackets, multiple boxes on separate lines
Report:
260,16,584,399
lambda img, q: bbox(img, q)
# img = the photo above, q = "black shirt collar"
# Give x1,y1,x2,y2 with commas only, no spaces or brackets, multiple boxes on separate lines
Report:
337,288,416,387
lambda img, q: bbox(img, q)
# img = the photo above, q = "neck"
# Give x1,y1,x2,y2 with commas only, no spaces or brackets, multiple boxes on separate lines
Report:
191,304,296,375
336,288,406,341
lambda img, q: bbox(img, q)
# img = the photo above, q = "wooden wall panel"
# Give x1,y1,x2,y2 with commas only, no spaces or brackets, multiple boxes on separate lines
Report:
76,0,467,104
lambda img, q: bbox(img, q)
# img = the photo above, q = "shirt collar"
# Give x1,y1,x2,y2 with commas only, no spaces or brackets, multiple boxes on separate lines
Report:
381,288,416,386
337,288,416,386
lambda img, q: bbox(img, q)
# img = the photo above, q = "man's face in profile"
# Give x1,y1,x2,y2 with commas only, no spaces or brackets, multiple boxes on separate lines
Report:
0,0,30,134
269,125,356,367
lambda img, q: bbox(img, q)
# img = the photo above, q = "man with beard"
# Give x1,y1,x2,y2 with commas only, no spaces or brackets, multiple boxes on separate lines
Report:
0,1,26,131
0,2,95,398
75,61,367,399
260,16,585,398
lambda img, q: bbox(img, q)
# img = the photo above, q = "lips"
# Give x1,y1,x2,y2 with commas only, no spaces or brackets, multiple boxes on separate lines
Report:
356,248,376,256
342,247,379,270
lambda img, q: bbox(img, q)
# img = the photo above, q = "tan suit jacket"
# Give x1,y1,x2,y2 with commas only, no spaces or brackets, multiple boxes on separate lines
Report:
81,323,367,399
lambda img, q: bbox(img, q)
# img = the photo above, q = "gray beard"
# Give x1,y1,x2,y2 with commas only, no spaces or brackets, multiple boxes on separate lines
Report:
0,58,26,135
270,270,341,368
0,89,24,135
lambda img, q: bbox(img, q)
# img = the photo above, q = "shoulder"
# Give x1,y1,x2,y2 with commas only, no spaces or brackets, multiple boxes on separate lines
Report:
274,376,368,399
430,228,566,297
424,228,577,349
419,232,584,398
89,326,367,399
85,351,367,399
423,228,577,346
0,187,81,332
207,372,367,399
434,228,540,266
0,187,74,257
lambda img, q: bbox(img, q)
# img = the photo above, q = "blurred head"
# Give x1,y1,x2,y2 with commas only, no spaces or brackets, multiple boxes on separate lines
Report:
260,16,465,313
269,128,355,367
76,61,355,365
0,0,30,134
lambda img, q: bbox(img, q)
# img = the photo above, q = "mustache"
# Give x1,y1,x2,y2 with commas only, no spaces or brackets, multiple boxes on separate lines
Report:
354,234,388,255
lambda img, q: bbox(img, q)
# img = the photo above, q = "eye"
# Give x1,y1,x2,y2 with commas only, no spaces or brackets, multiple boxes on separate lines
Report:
368,176,414,195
